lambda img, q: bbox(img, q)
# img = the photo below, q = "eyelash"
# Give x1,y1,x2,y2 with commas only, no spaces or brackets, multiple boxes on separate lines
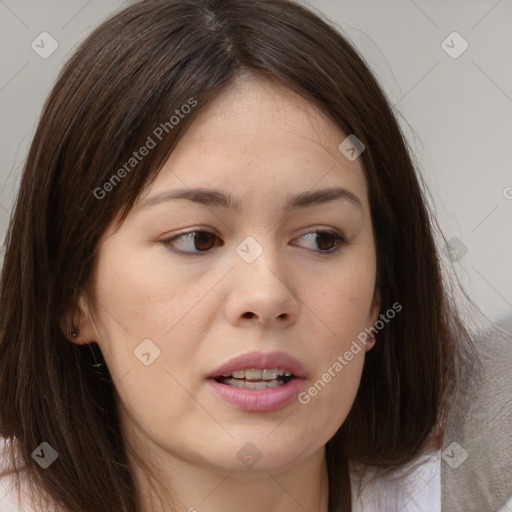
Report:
160,229,346,256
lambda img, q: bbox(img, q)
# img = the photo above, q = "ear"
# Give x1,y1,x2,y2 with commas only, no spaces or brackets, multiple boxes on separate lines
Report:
60,291,98,345
364,287,382,351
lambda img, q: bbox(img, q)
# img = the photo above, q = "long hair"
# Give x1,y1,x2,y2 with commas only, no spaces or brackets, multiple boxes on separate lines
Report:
0,0,489,510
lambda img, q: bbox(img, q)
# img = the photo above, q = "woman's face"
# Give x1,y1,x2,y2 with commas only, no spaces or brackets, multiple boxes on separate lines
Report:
77,75,381,475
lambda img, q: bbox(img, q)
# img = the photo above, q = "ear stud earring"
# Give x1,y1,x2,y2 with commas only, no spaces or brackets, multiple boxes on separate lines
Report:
69,326,80,338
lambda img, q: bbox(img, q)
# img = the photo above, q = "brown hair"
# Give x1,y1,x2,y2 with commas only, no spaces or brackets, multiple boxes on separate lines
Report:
0,0,489,510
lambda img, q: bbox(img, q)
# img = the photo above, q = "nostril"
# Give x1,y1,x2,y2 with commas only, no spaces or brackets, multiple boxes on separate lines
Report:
242,312,255,319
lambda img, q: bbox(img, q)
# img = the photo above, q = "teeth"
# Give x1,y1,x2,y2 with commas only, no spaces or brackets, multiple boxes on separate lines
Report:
220,368,293,380
245,369,262,380
262,368,278,379
221,378,283,389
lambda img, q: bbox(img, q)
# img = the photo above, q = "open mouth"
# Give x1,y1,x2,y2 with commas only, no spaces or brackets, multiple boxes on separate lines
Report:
213,368,295,389
207,365,306,412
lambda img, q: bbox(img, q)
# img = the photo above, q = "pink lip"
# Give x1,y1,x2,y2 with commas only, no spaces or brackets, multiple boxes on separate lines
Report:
206,377,306,412
206,350,307,412
207,350,307,379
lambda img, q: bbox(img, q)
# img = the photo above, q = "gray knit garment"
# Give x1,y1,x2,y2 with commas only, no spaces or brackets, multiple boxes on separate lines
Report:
441,313,512,512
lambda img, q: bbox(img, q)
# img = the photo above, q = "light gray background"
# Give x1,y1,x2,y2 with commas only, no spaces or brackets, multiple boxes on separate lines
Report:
0,0,511,325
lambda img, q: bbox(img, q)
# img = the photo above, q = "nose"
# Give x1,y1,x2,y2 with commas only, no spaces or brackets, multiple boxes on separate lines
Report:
225,243,300,328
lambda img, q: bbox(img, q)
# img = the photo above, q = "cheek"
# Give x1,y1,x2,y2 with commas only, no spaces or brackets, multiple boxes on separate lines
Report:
89,243,209,386
295,346,365,449
296,264,374,422
309,266,376,342
92,239,205,336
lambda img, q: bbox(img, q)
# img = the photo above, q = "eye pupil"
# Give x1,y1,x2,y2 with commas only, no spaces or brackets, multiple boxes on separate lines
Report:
194,231,216,251
315,232,336,251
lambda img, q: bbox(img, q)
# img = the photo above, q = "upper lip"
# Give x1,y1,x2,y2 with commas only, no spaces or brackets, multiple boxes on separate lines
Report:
208,350,307,379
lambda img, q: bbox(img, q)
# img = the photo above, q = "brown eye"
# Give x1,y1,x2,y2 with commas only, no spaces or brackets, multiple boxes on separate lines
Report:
162,230,222,254
162,228,345,256
295,230,345,253
193,231,217,251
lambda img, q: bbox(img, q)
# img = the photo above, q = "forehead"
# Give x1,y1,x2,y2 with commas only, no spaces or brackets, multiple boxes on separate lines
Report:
178,75,355,162
135,75,369,217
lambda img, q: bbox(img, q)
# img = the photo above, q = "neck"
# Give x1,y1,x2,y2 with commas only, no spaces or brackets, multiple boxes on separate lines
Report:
128,441,330,512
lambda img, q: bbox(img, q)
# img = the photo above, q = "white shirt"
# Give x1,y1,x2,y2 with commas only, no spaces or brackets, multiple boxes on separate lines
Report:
350,450,441,512
351,450,512,512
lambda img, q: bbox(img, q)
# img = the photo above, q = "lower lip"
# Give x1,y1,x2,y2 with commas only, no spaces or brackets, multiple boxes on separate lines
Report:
207,377,306,412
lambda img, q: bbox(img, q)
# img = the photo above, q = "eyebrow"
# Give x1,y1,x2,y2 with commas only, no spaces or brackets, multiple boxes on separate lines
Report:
139,186,363,213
